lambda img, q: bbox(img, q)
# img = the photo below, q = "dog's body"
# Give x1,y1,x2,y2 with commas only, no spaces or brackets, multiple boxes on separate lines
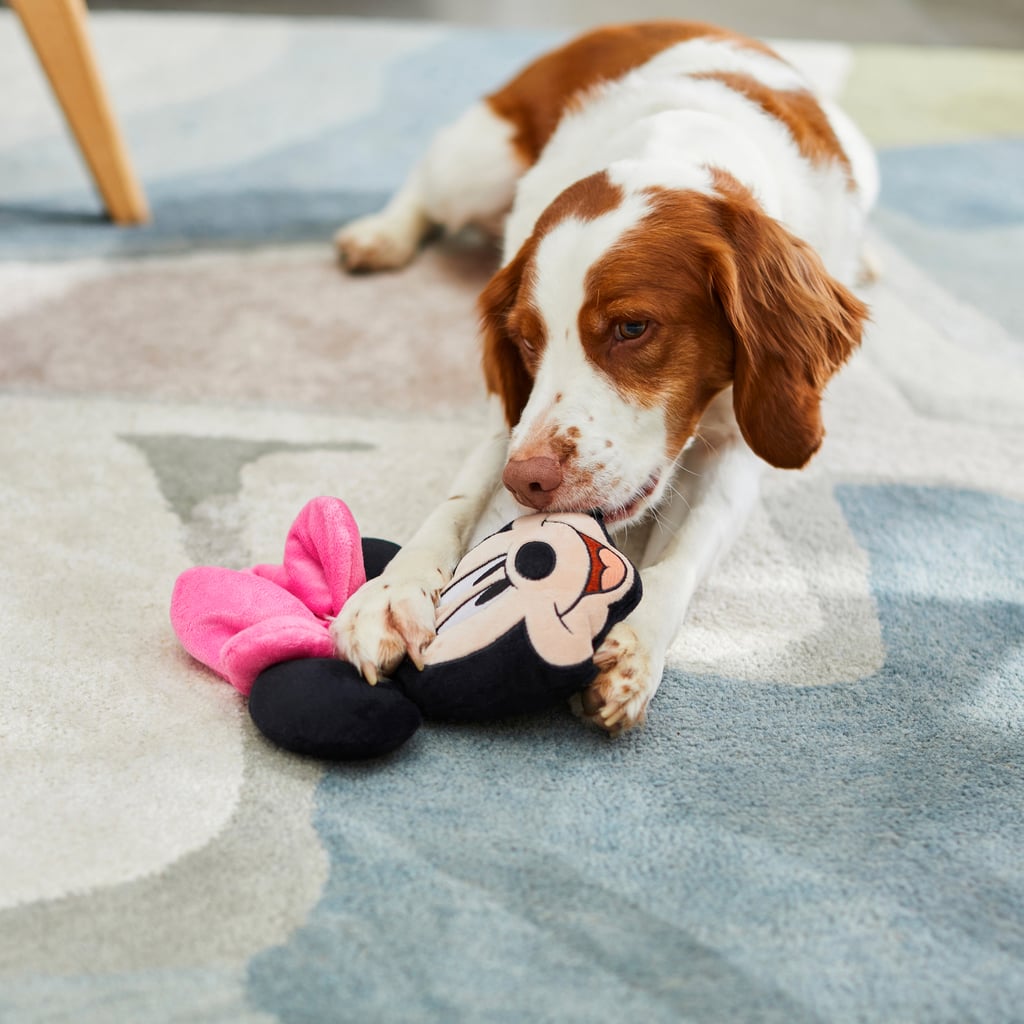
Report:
331,21,877,732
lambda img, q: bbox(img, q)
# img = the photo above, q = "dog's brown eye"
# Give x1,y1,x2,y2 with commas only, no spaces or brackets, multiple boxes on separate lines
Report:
516,335,535,357
613,320,649,342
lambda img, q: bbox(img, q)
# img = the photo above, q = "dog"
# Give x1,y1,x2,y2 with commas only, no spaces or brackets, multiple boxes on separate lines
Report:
330,20,877,733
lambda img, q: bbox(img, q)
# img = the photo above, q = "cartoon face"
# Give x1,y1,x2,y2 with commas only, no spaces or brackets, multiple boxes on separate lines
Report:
423,512,638,668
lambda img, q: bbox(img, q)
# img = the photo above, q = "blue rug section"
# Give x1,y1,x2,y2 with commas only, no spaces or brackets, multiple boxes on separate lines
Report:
0,189,389,259
247,485,1024,1023
0,26,559,261
876,139,1024,336
878,139,1024,230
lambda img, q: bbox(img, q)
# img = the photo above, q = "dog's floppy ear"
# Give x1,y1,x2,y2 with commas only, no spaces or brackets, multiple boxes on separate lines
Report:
479,245,535,428
712,185,868,469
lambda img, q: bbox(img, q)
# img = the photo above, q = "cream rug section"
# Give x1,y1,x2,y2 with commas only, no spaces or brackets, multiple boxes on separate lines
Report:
0,390,480,946
0,396,244,910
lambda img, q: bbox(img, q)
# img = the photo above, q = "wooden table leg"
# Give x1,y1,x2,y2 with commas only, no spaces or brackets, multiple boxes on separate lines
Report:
10,0,150,225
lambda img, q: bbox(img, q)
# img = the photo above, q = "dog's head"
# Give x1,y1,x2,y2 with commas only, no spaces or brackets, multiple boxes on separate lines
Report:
481,167,867,525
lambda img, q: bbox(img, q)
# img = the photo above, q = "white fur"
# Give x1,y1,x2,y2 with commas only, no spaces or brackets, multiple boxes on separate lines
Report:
642,37,809,90
332,29,877,732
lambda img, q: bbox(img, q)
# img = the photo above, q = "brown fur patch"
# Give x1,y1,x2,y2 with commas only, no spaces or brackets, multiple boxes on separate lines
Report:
479,245,540,426
706,169,867,466
534,171,625,235
578,188,735,456
549,427,579,463
693,71,854,185
486,21,781,165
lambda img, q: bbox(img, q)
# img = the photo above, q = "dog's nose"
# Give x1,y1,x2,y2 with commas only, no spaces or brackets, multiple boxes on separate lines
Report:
502,456,563,509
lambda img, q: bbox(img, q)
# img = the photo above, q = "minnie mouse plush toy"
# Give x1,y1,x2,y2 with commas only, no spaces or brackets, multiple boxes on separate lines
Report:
171,497,642,759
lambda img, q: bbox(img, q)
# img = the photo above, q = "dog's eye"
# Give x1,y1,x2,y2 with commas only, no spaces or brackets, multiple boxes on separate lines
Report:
515,335,535,356
613,320,650,342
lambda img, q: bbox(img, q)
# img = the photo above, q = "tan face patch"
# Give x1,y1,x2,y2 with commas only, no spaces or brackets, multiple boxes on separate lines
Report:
533,171,626,235
575,173,866,468
577,187,736,459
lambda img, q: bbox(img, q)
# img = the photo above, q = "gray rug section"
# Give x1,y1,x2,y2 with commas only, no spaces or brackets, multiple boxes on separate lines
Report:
124,434,374,565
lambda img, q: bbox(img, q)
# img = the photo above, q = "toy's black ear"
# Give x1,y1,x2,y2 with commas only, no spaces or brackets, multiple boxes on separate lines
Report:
249,658,420,759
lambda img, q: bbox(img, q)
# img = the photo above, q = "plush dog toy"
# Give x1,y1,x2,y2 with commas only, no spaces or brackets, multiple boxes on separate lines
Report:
171,497,641,759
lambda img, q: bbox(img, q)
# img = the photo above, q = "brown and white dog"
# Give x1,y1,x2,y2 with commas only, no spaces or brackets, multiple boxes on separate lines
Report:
330,21,877,733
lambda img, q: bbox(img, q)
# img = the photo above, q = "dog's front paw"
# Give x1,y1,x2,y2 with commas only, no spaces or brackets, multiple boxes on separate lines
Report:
330,567,444,682
334,212,422,273
573,623,658,736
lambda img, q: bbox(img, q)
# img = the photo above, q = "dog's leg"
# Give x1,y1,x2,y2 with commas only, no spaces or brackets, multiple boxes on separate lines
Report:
334,175,433,274
577,395,765,734
331,405,510,680
335,100,523,271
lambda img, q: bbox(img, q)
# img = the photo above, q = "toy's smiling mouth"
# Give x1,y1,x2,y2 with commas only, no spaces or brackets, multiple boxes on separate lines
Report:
557,527,632,620
601,471,662,524
581,533,627,594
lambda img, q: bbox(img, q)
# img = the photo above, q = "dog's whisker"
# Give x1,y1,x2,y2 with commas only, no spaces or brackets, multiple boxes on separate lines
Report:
663,480,693,514
691,430,719,458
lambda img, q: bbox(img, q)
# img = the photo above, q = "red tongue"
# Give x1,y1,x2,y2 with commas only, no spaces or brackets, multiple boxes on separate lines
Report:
581,534,626,594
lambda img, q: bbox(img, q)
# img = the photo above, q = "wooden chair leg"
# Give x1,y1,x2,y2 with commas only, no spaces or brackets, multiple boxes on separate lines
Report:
11,0,150,225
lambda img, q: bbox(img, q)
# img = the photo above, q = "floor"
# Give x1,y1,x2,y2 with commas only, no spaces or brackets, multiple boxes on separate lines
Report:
88,0,1024,48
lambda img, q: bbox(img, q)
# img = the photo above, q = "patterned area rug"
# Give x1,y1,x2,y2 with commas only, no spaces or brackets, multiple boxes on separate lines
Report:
1,12,1022,1023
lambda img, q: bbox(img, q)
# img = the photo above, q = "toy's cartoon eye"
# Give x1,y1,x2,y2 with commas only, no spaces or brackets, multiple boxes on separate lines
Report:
514,541,556,581
473,560,504,586
475,577,512,606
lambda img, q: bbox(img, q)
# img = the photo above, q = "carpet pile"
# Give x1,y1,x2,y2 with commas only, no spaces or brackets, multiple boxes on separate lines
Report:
1,12,1022,1022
